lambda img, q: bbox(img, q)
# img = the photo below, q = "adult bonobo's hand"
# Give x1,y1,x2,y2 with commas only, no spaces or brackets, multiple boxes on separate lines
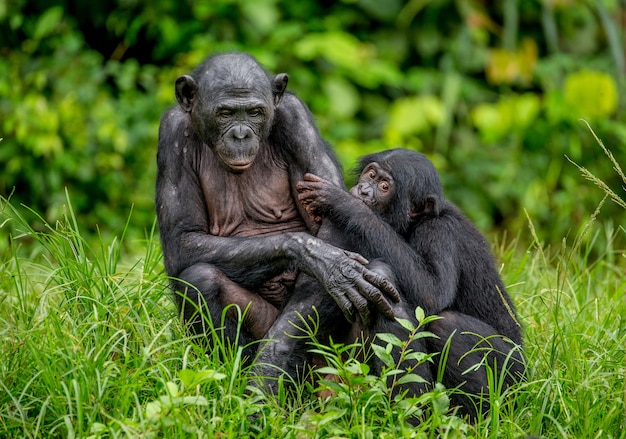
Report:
296,173,401,324
290,234,400,325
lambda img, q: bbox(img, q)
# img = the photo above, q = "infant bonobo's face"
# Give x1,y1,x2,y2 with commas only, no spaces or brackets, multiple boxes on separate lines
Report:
350,162,394,213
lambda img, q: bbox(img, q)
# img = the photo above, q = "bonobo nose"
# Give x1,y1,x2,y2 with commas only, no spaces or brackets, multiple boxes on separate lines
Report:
359,183,373,197
231,125,252,140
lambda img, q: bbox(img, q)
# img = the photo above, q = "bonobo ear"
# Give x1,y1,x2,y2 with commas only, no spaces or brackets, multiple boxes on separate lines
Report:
411,194,440,220
423,194,441,216
272,73,288,107
175,75,198,113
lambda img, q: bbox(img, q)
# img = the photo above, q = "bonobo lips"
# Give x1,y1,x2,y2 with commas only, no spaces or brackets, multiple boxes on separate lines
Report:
227,161,253,172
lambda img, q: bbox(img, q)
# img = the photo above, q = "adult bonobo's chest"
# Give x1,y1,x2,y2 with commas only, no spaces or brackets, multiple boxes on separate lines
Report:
197,143,306,237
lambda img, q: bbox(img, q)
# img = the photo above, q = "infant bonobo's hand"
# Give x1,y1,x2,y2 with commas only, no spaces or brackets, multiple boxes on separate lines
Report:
296,173,346,222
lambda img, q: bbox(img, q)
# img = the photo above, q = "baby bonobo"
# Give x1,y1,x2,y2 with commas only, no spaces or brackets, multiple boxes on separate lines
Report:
296,148,525,419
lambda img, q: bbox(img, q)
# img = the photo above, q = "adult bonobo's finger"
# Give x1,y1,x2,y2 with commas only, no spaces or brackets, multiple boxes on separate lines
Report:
362,269,401,303
338,296,356,323
342,249,369,266
353,277,395,321
296,180,312,194
328,288,355,323
297,191,312,204
345,288,371,327
302,173,325,183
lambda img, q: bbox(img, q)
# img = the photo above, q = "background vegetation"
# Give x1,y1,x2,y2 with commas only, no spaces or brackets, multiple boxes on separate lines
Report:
1,0,624,244
1,0,625,437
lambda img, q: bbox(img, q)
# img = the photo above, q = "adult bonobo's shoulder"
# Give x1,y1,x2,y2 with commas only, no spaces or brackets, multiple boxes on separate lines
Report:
271,92,342,186
157,106,196,157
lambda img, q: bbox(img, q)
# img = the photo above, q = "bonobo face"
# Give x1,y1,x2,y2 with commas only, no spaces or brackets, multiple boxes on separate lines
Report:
207,90,271,172
175,54,287,173
350,162,394,213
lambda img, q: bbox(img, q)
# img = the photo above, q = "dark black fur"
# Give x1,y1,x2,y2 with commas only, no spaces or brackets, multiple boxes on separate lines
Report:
293,148,525,419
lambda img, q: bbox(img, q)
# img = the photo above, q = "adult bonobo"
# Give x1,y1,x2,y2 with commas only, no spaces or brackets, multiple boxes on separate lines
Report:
296,149,525,418
155,52,399,362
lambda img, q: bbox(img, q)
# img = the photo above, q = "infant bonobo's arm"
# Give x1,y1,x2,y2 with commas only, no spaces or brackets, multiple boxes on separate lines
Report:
296,173,366,225
297,173,459,314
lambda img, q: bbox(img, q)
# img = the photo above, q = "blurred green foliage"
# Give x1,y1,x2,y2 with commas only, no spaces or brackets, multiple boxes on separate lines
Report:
0,0,624,245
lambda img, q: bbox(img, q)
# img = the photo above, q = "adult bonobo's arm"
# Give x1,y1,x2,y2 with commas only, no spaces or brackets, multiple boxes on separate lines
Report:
271,93,400,324
297,174,458,315
272,93,343,184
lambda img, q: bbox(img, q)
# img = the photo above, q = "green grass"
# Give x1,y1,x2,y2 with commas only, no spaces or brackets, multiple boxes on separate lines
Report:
1,167,625,438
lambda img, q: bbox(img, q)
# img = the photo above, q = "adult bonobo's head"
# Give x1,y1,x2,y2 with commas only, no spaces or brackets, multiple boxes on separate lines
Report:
350,148,444,235
175,53,289,172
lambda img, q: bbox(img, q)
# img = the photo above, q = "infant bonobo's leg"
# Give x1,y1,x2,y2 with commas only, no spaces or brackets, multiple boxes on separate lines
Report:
427,310,525,419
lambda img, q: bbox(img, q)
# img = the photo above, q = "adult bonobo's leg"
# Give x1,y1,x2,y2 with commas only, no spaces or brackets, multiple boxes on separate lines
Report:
426,310,526,419
173,263,283,359
255,256,428,397
252,224,355,391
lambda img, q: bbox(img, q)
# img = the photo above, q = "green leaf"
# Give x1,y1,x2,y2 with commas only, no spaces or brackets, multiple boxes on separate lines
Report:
194,369,227,384
396,373,428,385
178,369,196,389
564,70,618,119
382,368,404,377
513,93,541,129
178,395,210,406
316,366,339,376
396,317,415,332
164,381,179,398
371,343,394,368
404,351,432,363
414,306,425,323
414,330,438,340
34,7,63,40
376,332,403,346
144,400,162,419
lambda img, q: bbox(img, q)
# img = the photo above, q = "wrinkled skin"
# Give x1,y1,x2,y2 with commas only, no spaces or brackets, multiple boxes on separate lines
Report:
296,148,525,420
156,52,399,367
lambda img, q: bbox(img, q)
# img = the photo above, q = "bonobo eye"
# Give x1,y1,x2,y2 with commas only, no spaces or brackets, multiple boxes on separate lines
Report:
218,109,234,118
379,181,390,192
367,169,376,179
248,108,263,117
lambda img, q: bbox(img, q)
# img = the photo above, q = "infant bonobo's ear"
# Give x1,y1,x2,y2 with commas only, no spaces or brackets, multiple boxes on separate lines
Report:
411,194,440,220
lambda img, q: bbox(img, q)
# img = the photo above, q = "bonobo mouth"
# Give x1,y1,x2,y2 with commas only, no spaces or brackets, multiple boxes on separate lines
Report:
356,197,375,207
227,161,253,172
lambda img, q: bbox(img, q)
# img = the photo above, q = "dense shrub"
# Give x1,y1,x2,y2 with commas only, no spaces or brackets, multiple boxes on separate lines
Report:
1,0,624,246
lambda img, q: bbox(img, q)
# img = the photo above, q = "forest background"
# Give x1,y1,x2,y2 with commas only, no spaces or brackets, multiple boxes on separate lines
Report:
1,0,625,249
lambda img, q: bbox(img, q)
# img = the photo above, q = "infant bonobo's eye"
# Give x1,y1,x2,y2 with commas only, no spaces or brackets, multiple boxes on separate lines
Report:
379,181,390,192
367,169,376,179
